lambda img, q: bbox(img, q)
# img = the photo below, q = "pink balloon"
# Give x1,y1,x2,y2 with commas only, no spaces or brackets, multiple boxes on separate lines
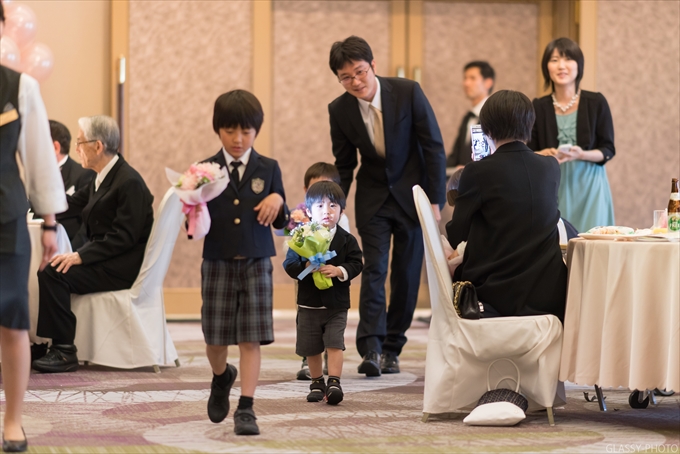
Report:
0,36,22,71
4,3,38,50
21,42,54,82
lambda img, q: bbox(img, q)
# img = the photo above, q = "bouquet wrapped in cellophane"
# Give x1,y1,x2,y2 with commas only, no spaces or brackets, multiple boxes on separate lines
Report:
287,221,337,290
165,163,229,240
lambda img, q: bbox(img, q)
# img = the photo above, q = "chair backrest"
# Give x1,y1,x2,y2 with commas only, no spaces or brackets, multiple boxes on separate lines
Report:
413,185,457,321
557,218,567,246
130,188,184,299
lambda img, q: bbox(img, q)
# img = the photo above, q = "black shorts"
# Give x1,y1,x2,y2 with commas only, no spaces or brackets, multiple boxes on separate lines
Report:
296,307,347,357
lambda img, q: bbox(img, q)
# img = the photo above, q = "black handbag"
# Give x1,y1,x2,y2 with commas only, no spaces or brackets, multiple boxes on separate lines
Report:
452,281,480,320
477,359,529,412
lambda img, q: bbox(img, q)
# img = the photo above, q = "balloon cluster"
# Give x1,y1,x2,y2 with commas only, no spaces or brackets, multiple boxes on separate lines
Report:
0,1,54,82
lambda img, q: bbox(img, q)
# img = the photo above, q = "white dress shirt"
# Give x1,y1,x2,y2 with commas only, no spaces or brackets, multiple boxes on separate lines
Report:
16,73,67,215
95,154,119,192
57,154,68,168
465,97,489,144
357,78,382,147
222,147,251,181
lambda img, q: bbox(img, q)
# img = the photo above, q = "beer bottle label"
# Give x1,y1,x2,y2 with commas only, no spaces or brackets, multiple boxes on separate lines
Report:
669,213,680,232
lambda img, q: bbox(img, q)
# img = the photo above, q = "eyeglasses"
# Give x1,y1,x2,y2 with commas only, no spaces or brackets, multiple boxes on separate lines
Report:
75,139,97,148
338,66,372,86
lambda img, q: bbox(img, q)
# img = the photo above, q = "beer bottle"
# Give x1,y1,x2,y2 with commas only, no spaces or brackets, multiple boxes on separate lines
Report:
668,178,680,232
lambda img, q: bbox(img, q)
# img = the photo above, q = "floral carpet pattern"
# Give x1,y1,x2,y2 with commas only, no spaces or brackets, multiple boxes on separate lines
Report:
2,311,679,453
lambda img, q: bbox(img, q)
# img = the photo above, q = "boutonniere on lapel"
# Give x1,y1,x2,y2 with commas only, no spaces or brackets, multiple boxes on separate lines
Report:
251,178,265,194
166,163,229,240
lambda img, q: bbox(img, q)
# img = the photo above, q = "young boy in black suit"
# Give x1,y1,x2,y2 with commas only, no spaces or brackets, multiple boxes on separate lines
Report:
283,181,363,405
200,90,288,435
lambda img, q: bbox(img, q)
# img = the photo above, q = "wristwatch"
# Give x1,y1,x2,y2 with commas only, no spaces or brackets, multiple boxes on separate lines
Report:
41,223,58,231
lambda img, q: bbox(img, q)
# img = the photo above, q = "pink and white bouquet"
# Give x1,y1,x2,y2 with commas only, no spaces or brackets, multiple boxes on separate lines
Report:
288,221,337,290
166,162,229,240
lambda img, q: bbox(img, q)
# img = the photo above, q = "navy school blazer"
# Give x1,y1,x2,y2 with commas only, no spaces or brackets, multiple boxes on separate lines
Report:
202,148,288,260
283,226,363,310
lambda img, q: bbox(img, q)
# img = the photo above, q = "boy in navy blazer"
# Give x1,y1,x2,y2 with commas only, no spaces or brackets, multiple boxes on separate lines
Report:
200,90,288,436
283,181,363,405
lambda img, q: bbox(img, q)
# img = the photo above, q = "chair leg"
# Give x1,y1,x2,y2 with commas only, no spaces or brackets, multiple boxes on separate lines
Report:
83,361,89,366
153,365,161,374
547,407,555,426
594,385,607,412
174,358,181,367
422,413,430,423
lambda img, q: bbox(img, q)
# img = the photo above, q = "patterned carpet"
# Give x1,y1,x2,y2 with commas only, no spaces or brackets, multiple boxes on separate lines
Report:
2,311,679,453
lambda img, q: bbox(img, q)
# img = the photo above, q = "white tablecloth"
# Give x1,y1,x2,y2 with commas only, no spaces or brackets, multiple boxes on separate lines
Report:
27,220,71,343
560,239,679,391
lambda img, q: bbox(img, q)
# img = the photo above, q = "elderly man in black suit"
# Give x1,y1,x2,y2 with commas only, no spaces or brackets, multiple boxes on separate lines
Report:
33,115,154,373
328,36,446,376
48,120,95,241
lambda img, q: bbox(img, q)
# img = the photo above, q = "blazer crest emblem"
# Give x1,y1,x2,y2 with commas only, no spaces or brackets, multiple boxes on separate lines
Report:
251,177,265,194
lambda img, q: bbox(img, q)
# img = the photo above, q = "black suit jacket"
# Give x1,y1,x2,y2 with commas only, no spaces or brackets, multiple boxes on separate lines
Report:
283,226,363,310
60,154,154,283
528,90,615,164
446,111,475,168
446,141,567,319
202,149,288,260
59,156,95,240
329,76,446,228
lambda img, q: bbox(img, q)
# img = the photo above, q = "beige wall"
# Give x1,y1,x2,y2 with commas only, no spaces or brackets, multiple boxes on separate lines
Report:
597,1,680,229
422,1,538,155
128,0,253,289
24,0,111,156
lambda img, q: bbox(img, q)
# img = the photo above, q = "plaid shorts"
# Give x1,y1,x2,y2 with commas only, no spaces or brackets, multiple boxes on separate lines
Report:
201,258,274,346
296,307,348,357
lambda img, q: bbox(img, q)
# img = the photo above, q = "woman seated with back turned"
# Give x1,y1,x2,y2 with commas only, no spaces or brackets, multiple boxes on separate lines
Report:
446,90,567,322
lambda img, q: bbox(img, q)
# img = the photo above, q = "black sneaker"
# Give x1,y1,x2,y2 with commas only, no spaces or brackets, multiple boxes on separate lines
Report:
31,344,79,373
207,364,237,423
30,342,48,363
233,407,260,435
380,352,400,374
357,351,381,377
296,357,311,380
307,378,326,402
325,378,343,405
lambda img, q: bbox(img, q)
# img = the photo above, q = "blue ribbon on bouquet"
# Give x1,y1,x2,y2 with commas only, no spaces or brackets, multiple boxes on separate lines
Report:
297,250,338,280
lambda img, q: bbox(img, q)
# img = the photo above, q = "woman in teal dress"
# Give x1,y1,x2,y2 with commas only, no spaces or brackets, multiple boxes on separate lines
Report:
529,38,615,233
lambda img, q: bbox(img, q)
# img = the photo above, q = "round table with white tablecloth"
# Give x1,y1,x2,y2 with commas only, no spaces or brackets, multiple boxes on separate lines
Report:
560,238,679,392
27,219,71,343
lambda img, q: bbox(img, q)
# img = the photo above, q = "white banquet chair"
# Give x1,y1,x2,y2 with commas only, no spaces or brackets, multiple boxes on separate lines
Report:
413,185,564,425
70,188,182,372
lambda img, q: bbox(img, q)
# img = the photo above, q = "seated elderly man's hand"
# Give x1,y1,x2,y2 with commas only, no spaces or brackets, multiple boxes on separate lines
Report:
51,252,83,274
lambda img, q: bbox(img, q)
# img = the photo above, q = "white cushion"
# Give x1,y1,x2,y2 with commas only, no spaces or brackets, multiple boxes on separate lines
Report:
463,402,526,426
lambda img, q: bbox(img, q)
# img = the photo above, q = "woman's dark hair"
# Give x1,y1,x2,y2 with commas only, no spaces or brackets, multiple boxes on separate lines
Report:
541,37,584,92
212,90,264,135
304,162,341,189
0,0,5,23
305,181,346,211
329,36,374,76
479,90,535,143
49,120,71,156
464,61,496,93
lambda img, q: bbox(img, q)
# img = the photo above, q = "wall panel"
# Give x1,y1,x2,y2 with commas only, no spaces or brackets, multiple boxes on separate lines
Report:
271,0,391,285
128,0,253,288
423,2,538,156
597,1,680,229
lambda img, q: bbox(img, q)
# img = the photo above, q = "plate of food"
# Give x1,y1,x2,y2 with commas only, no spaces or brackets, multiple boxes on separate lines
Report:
578,226,637,240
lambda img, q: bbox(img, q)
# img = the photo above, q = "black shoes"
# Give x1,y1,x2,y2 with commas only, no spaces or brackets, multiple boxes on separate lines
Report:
2,428,27,453
233,408,260,435
307,378,326,402
325,378,343,405
31,344,79,373
381,352,400,374
296,357,311,380
30,342,48,363
357,350,381,377
207,364,237,423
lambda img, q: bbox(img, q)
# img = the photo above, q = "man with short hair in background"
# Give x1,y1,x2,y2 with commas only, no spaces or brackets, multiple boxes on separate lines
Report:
49,120,94,240
446,61,495,170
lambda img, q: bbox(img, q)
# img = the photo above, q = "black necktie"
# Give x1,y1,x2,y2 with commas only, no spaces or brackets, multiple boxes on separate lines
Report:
231,161,242,186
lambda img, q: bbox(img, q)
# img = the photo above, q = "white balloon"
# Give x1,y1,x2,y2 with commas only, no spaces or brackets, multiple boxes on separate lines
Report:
0,36,22,71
